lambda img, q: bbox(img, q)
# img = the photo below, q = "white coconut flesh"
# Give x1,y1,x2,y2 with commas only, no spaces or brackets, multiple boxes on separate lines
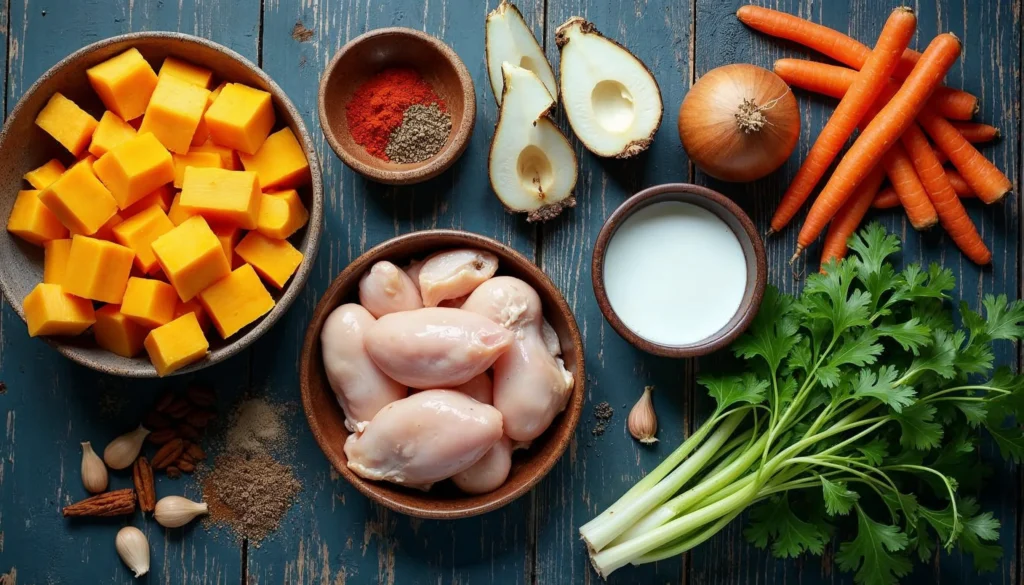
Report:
485,1,558,104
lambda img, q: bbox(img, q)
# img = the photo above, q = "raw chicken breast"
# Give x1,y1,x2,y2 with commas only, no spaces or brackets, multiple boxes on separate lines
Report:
418,248,499,307
403,259,424,292
462,277,574,442
365,307,513,389
345,390,504,489
452,436,513,494
455,373,493,404
321,304,408,432
358,261,423,318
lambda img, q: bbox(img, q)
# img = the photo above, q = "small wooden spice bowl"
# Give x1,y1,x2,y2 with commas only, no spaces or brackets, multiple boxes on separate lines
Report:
592,183,767,358
318,28,476,185
299,230,585,519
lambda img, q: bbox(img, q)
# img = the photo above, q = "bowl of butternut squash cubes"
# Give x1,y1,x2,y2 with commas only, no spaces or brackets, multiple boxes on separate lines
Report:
0,32,323,377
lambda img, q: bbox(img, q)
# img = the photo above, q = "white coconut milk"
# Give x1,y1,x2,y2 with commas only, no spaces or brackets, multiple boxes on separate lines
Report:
603,201,747,346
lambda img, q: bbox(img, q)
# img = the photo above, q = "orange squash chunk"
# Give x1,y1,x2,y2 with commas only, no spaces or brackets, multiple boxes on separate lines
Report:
8,190,68,245
24,159,67,190
121,184,175,218
93,132,176,210
239,128,310,190
151,216,231,302
62,235,135,303
256,190,309,240
190,82,228,147
112,205,175,274
121,277,179,328
35,93,98,156
73,213,124,243
174,297,211,331
167,191,197,226
43,238,72,285
23,283,96,337
144,312,209,376
158,56,214,89
139,74,212,153
72,154,97,174
94,304,149,357
198,263,275,338
211,223,242,267
234,231,303,289
86,48,158,121
203,83,275,154
190,139,240,169
39,163,118,236
88,111,137,158
179,167,261,229
172,151,223,188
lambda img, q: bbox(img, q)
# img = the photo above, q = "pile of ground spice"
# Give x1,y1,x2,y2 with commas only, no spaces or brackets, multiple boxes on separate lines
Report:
592,401,615,436
345,67,451,163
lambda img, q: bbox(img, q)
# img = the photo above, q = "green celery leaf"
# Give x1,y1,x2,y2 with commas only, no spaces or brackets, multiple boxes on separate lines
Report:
874,319,931,355
981,294,1024,341
821,477,859,516
983,418,1024,463
847,222,902,276
803,261,873,335
959,497,1002,572
906,330,962,381
744,495,827,558
836,507,913,585
787,337,815,376
732,286,800,376
700,373,769,413
917,503,958,544
889,263,954,307
894,403,943,450
850,366,915,413
857,439,889,466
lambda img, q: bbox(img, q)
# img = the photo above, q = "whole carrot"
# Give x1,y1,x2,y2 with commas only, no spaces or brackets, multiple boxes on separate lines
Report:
946,168,974,196
901,123,990,264
794,33,963,259
872,186,901,209
881,143,938,229
773,59,976,120
950,121,1000,143
918,107,1013,203
821,165,887,268
770,7,917,234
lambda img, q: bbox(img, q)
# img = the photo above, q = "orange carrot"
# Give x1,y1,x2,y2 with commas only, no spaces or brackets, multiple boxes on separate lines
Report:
773,59,975,120
949,121,1001,143
821,165,887,268
770,8,917,234
872,186,901,209
917,107,1013,203
881,143,938,229
738,5,977,111
901,123,990,264
795,33,963,257
945,168,974,196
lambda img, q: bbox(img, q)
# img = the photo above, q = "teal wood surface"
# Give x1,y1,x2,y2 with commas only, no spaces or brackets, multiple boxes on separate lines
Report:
0,0,1021,583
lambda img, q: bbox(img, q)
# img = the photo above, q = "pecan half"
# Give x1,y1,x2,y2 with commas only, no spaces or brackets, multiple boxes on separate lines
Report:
176,459,196,473
63,488,136,517
164,398,193,420
133,456,156,513
166,466,182,479
186,443,207,462
185,385,216,407
177,423,201,442
152,438,185,470
185,409,216,429
146,428,179,446
154,390,177,413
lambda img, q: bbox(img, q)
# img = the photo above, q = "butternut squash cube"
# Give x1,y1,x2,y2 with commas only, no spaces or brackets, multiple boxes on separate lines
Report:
121,184,174,218
86,48,158,121
112,205,175,274
167,191,197,226
138,74,212,153
172,151,223,188
35,93,98,156
39,163,118,236
174,297,211,331
256,190,309,240
158,56,213,89
43,238,72,284
88,111,137,158
198,263,275,338
121,277,178,328
8,190,68,245
62,235,135,303
94,304,148,357
24,159,67,190
191,139,240,169
234,231,303,289
179,167,261,229
211,223,242,267
203,83,275,154
72,154,97,174
93,132,176,210
23,283,96,337
151,216,230,301
190,83,229,147
144,312,209,376
238,128,310,190
73,212,124,243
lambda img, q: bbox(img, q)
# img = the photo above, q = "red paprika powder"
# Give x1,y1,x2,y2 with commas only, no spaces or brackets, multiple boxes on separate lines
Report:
346,68,447,161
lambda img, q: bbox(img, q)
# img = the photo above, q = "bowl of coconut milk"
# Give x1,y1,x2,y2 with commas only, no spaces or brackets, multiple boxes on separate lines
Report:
592,183,766,357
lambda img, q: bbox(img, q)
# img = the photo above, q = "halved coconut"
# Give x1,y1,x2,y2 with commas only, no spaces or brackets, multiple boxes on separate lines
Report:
488,63,577,222
485,1,558,104
555,17,663,158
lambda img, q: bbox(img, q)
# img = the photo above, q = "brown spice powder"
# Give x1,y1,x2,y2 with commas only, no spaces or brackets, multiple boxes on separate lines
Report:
203,453,300,545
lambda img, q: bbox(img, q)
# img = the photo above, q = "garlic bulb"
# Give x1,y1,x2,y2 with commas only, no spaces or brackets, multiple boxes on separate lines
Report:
628,386,658,444
154,495,209,528
80,441,108,493
115,526,150,577
103,426,150,470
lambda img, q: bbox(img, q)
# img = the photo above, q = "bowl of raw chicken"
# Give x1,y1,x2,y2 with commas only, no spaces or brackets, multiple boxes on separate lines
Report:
300,230,584,518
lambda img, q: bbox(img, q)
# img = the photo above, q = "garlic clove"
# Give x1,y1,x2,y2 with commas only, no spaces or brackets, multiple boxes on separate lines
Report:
154,495,209,528
628,386,658,444
103,425,150,470
115,526,150,578
80,441,109,494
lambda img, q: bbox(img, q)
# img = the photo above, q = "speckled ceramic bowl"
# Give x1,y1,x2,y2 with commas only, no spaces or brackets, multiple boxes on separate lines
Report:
0,32,323,377
299,230,585,519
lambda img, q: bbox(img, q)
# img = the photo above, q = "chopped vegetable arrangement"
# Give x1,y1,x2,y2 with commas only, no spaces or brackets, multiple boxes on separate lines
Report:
582,224,1024,584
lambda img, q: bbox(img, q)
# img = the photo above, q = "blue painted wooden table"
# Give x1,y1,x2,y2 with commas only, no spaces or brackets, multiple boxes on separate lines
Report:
0,0,1020,583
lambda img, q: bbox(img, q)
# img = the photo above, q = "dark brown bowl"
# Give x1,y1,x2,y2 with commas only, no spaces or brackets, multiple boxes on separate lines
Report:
592,183,766,358
0,32,323,377
300,230,584,519
318,28,475,185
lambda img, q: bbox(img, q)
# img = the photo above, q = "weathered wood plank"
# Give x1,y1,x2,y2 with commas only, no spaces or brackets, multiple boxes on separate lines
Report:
0,1,260,582
246,0,538,583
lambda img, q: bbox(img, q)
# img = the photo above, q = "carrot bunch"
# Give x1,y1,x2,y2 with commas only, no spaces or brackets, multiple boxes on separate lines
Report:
737,5,1013,267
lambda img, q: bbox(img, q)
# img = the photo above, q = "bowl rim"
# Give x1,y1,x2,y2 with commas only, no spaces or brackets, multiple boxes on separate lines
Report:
317,27,476,186
591,183,767,358
299,229,585,519
0,31,324,377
